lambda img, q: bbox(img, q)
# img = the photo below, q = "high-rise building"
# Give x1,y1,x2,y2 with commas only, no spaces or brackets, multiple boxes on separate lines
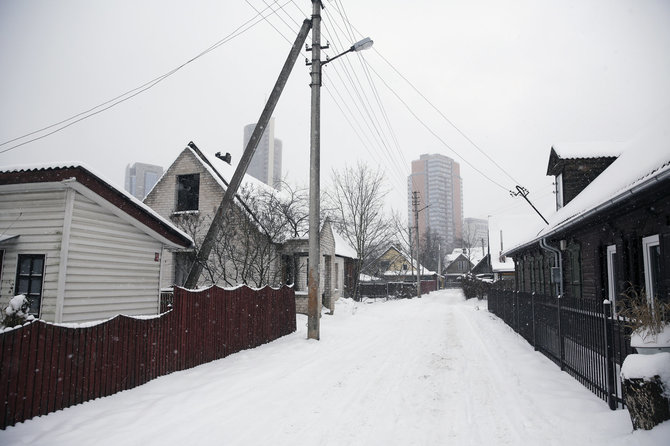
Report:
243,117,283,190
408,154,463,253
463,217,489,253
125,162,163,200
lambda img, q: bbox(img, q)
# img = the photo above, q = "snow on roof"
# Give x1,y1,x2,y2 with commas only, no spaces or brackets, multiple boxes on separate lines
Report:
0,163,193,247
551,142,625,159
510,120,670,252
194,147,276,195
492,257,515,272
333,231,358,259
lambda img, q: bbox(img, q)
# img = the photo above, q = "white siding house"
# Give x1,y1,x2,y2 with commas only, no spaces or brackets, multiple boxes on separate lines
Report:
0,165,192,323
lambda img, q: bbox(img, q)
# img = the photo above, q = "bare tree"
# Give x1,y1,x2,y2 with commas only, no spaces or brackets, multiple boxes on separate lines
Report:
459,220,485,273
420,226,443,273
327,162,394,298
171,183,309,288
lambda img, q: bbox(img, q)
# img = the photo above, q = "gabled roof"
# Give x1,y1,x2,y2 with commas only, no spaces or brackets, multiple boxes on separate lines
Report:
509,121,670,254
332,231,358,259
546,144,621,176
183,143,281,240
0,164,193,248
375,245,435,275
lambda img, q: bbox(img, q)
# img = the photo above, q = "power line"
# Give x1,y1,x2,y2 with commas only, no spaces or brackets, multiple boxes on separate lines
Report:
0,0,290,155
363,58,509,192
326,4,522,190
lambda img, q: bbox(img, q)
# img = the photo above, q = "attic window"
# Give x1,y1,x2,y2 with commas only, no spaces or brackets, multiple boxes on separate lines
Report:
555,173,564,210
176,174,200,211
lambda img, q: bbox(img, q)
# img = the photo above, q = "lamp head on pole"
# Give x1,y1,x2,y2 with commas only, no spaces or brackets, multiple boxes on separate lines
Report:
351,37,374,52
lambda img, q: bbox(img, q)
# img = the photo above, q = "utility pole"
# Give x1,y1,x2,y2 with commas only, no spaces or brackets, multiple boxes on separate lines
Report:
437,243,441,290
307,0,325,340
183,19,312,289
412,191,421,299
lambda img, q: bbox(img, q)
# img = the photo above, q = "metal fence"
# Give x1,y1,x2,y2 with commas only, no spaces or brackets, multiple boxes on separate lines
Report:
488,288,634,409
0,285,296,429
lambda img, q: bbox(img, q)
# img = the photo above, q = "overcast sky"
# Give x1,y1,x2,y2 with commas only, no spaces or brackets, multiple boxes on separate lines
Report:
1,0,669,233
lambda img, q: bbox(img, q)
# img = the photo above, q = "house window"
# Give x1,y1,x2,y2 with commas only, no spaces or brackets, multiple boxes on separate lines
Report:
567,242,582,299
176,174,200,211
555,173,564,210
606,245,618,306
528,258,538,293
15,254,45,317
642,235,660,304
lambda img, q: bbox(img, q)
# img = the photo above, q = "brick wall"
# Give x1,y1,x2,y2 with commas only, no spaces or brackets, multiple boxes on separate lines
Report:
143,148,281,289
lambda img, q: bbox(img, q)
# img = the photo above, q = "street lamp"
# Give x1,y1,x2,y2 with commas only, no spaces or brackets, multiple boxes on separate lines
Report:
307,1,373,340
321,37,374,66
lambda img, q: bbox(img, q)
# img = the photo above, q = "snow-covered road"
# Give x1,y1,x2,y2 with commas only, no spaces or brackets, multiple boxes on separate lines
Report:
1,290,667,445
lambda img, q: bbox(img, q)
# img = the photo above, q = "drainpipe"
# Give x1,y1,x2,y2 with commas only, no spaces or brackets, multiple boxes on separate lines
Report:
539,237,563,298
540,237,564,369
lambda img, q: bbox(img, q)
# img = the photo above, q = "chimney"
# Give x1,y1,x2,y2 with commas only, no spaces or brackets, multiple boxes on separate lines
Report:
215,152,232,165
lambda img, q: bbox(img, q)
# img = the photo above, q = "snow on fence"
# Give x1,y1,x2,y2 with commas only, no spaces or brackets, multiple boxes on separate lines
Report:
0,285,296,429
487,288,634,410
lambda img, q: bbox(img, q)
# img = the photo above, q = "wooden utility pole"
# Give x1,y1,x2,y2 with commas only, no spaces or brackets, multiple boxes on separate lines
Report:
183,19,312,289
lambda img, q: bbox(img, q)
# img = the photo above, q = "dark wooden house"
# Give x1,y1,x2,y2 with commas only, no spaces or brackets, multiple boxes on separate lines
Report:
506,127,670,308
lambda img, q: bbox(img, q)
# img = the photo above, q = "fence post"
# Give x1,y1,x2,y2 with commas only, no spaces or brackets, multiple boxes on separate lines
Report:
557,294,564,371
603,300,616,410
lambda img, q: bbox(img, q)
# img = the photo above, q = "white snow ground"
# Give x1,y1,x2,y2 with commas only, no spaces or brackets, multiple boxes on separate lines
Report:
1,289,668,445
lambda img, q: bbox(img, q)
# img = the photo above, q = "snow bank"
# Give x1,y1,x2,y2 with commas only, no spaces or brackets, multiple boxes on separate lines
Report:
621,353,670,386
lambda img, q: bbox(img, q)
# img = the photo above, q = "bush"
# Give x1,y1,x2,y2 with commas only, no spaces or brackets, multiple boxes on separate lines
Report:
616,284,670,341
461,275,490,300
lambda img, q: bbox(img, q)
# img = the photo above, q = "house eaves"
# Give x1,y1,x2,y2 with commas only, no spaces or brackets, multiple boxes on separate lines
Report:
0,165,193,249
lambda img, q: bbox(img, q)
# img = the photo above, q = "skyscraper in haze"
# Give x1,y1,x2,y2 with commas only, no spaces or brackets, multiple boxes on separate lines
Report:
243,117,282,190
407,154,463,253
125,162,163,200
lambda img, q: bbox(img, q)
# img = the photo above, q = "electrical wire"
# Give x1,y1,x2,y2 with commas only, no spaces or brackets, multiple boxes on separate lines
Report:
0,0,291,155
326,3,523,190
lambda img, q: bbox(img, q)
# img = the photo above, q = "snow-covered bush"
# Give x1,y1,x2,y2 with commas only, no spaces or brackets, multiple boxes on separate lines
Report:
2,294,34,328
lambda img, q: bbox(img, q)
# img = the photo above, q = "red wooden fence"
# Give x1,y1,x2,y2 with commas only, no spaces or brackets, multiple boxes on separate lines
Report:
420,280,437,295
0,285,296,429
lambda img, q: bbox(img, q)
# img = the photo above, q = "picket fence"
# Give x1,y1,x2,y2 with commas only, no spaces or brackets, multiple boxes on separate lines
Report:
0,285,296,429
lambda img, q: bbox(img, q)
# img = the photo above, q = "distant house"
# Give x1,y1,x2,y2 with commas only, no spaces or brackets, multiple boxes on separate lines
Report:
506,124,670,306
444,248,483,281
0,165,192,323
281,219,357,314
367,246,435,282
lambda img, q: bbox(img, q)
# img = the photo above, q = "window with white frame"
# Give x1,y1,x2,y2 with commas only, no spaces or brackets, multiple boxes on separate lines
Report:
555,173,564,210
642,235,661,305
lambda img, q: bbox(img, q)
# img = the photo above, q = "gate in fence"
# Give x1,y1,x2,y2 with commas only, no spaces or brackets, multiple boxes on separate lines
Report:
487,288,634,409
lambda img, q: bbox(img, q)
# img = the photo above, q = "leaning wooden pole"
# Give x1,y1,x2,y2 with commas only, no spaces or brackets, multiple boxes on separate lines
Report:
184,19,312,289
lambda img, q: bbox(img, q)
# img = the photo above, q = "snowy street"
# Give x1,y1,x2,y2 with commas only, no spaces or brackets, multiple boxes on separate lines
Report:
1,289,667,445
